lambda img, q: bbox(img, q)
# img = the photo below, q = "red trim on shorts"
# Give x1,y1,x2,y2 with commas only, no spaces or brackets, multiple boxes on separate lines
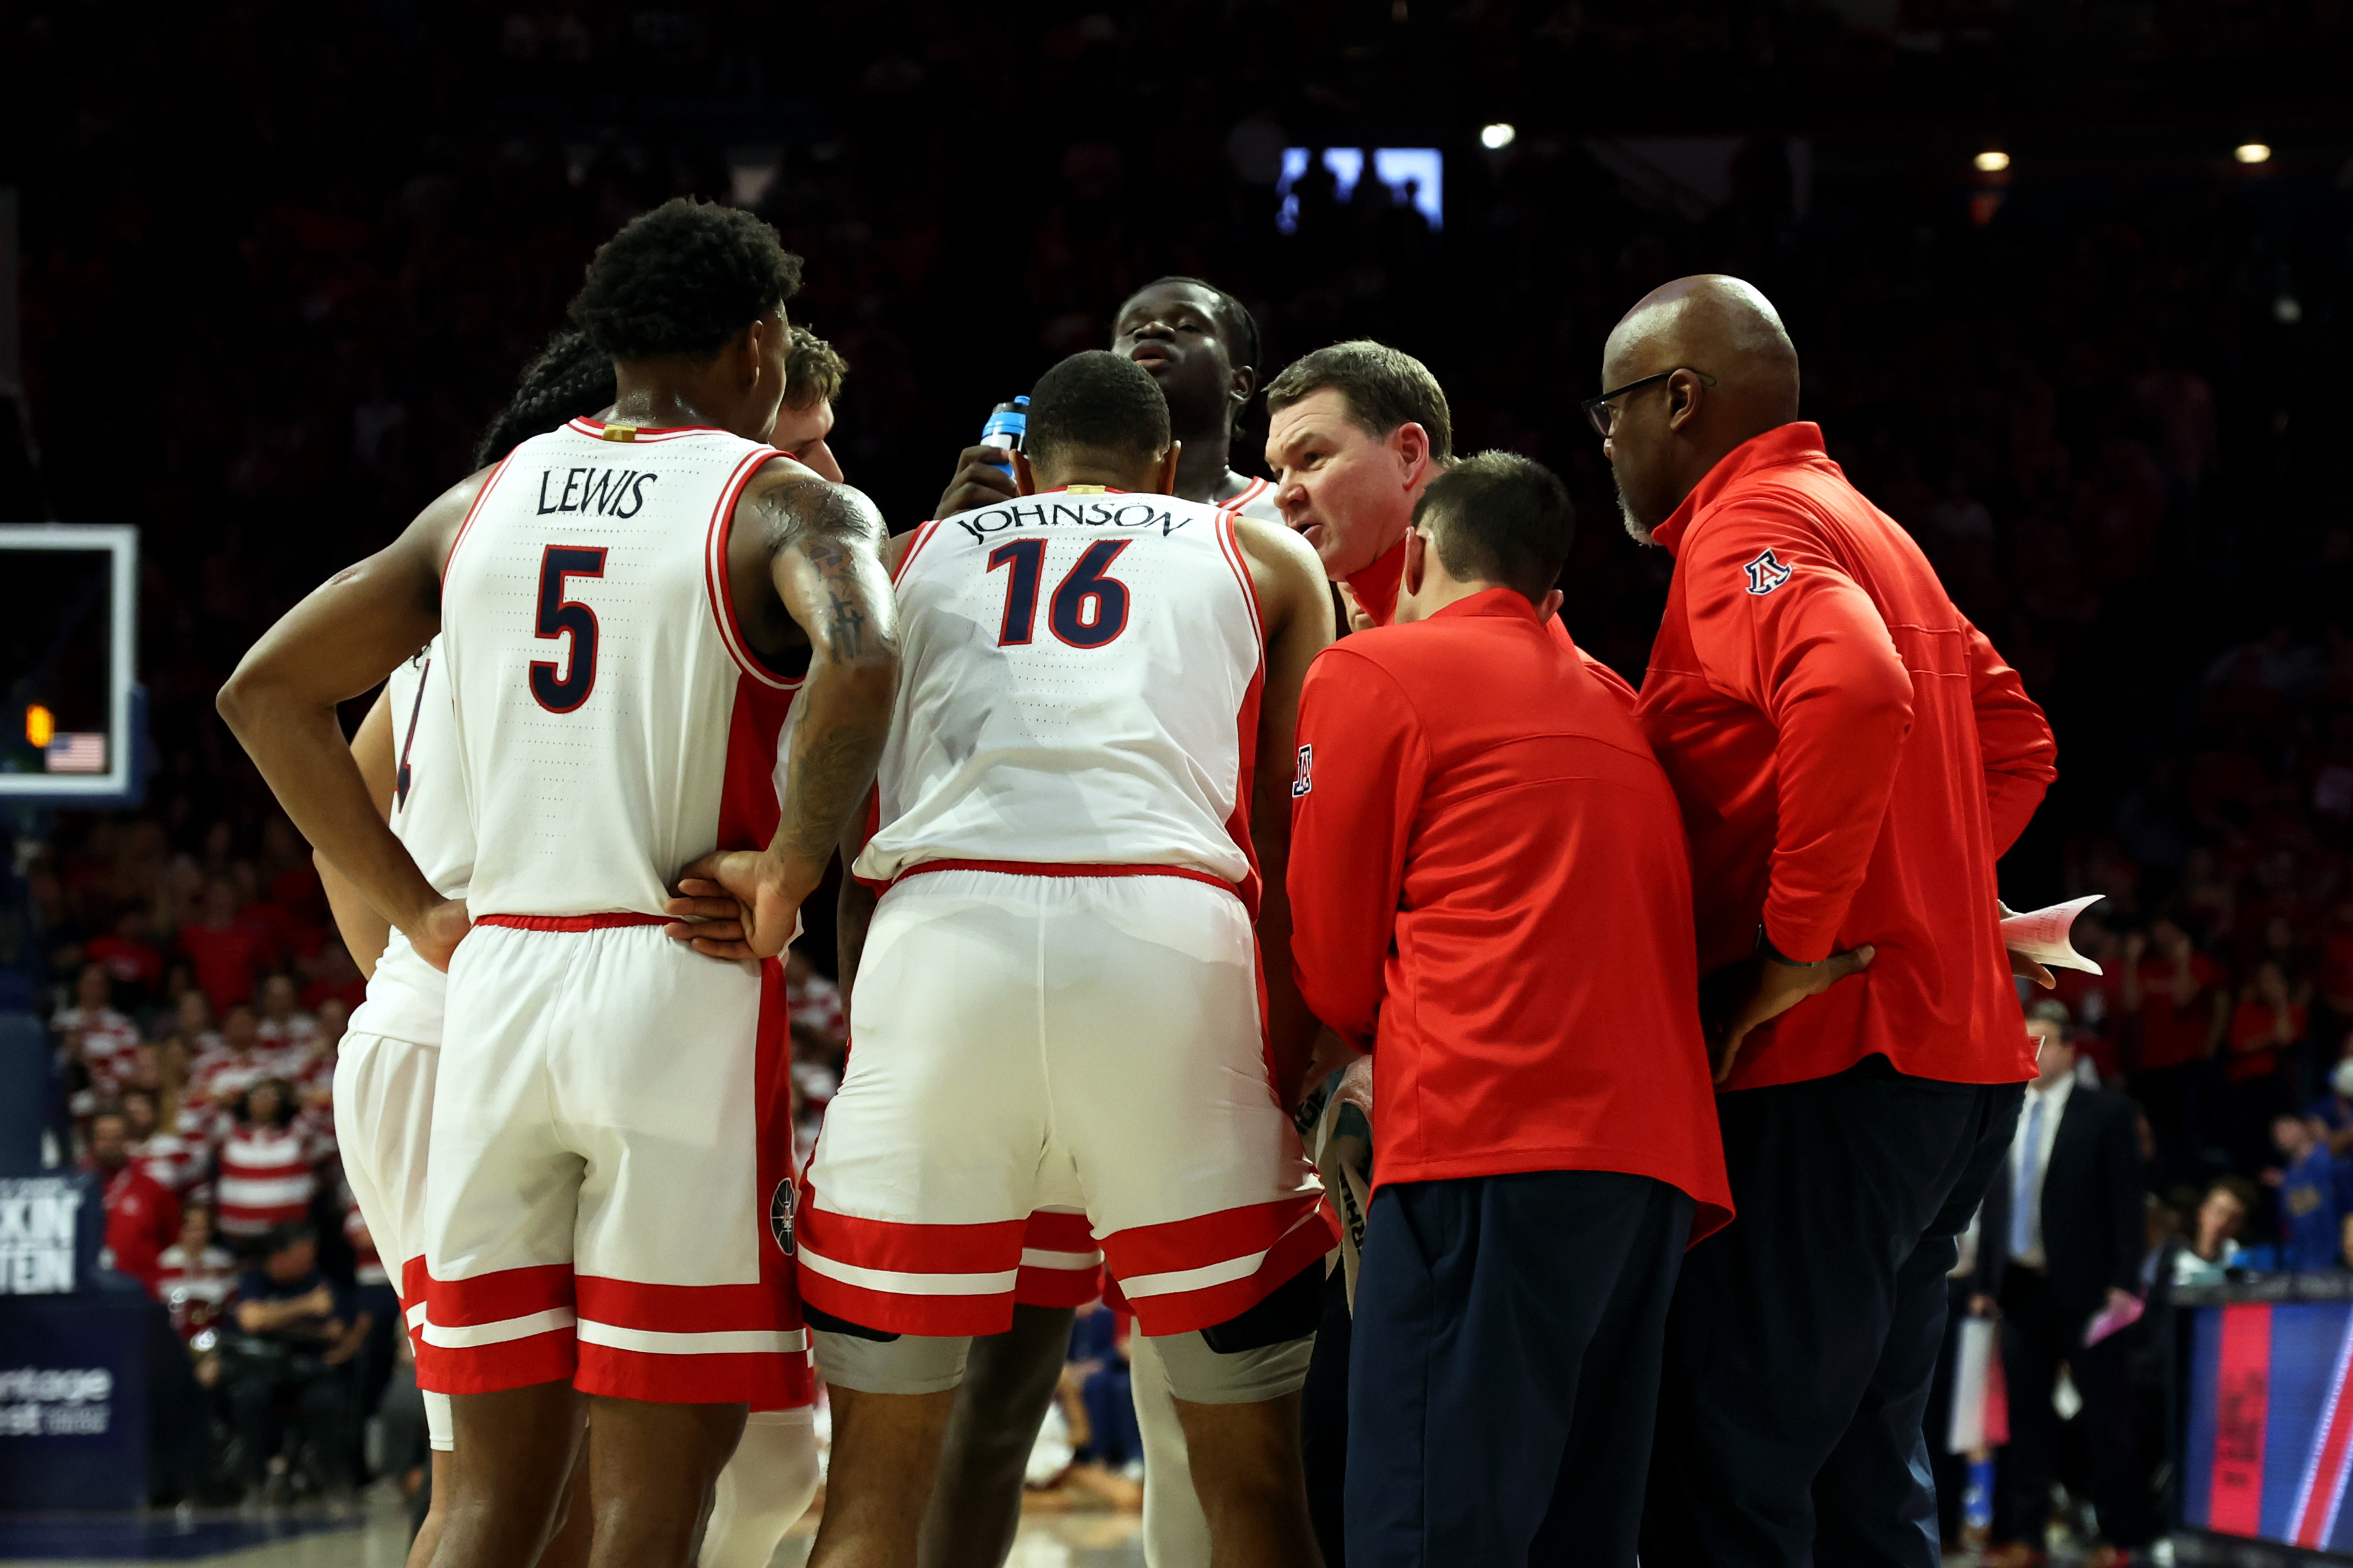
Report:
798,1200,1027,1274
888,859,1242,901
429,1264,574,1324
797,1272,1016,1338
474,913,668,932
578,1345,809,1407
428,1329,577,1395
575,1277,801,1335
1104,1199,1336,1336
399,1255,429,1355
1013,1209,1105,1309
1024,1210,1097,1252
1016,1262,1106,1309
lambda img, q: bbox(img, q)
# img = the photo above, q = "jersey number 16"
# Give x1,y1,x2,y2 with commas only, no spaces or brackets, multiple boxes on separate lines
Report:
988,538,1131,649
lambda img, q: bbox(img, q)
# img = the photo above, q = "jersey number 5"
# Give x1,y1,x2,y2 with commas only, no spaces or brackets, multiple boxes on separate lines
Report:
530,544,608,712
988,538,1132,649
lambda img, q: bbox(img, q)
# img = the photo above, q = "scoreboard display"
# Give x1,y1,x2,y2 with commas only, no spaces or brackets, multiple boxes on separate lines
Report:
2182,1287,2353,1561
0,525,138,802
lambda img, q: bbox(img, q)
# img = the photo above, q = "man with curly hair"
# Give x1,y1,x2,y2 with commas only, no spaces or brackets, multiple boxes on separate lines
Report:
219,195,901,1568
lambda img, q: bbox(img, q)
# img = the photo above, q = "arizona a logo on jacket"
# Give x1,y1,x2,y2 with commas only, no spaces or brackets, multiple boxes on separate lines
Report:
1744,548,1794,596
1292,743,1314,797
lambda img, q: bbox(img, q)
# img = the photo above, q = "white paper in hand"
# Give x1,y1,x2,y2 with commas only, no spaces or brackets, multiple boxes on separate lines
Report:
2000,894,2106,975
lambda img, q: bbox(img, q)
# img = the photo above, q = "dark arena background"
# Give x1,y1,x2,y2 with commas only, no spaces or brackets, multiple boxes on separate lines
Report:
1,3,2351,1564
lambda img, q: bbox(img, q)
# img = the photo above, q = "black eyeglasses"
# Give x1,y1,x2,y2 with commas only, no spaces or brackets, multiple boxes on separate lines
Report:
1579,368,1717,438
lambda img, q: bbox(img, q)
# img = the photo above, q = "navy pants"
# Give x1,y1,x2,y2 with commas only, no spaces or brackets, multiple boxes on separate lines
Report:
1345,1169,1693,1567
1642,1057,2024,1568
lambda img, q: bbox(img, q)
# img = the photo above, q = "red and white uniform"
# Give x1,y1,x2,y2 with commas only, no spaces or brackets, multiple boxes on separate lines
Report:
335,640,471,1451
136,1124,210,1205
213,1122,319,1239
156,1242,238,1341
423,419,809,1407
54,1006,141,1100
255,1010,319,1057
804,489,1329,1338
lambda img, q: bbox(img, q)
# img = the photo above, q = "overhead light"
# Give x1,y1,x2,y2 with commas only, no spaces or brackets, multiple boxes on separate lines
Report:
2236,142,2273,165
1480,123,1517,151
1973,150,2010,173
24,705,53,750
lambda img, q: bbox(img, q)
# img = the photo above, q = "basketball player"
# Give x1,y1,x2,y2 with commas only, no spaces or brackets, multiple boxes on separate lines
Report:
763,350,1334,1566
217,197,899,1568
915,275,1275,1568
935,276,1279,522
310,320,855,1568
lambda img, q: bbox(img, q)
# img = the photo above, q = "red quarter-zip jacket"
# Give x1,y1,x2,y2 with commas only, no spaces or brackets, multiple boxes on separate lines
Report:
1634,422,2056,1092
1287,588,1733,1237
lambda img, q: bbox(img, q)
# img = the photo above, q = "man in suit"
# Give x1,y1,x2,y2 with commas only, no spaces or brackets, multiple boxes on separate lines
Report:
1968,1001,2147,1567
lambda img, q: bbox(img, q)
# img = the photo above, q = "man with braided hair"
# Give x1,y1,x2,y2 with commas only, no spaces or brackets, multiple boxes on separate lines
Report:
221,196,899,1568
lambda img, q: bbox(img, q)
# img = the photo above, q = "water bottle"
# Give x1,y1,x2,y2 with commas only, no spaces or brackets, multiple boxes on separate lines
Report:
1962,1454,1994,1547
980,396,1029,471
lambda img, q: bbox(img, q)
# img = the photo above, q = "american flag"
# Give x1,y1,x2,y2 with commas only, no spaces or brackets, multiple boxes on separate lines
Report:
45,733,106,774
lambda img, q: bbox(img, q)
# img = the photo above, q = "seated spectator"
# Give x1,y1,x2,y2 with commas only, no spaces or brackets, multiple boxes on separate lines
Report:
85,1105,180,1296
2269,1115,2345,1272
214,1079,321,1248
157,1203,239,1346
223,1223,369,1501
120,1081,198,1195
188,1002,271,1128
2171,1176,2258,1287
85,906,165,1000
164,991,224,1059
179,878,269,1018
53,961,141,1113
253,973,318,1057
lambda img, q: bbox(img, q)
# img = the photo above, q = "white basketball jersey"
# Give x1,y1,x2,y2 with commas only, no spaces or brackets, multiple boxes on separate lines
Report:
347,638,473,1048
441,418,802,918
855,488,1265,908
1227,474,1283,524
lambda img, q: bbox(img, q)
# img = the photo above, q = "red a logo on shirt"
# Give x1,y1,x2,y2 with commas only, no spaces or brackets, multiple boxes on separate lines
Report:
1292,744,1314,797
1744,548,1794,596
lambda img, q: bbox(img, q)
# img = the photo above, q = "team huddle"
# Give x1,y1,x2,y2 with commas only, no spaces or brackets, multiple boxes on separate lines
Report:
220,192,2048,1568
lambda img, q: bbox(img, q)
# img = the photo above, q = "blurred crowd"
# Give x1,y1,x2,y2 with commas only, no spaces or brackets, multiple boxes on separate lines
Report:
3,0,2351,1537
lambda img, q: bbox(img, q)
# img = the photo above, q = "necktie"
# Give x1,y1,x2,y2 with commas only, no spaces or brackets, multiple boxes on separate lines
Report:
2010,1094,2045,1260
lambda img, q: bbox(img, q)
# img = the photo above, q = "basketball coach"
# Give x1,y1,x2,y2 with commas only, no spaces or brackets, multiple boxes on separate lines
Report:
1286,452,1732,1565
1597,276,2058,1567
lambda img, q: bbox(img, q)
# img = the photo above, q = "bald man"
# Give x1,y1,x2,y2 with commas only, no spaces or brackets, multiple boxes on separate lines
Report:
1596,276,2058,1567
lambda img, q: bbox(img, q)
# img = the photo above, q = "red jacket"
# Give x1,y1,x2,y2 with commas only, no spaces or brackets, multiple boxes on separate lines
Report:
1345,536,1639,706
97,1163,181,1296
1634,422,2056,1091
1287,588,1732,1236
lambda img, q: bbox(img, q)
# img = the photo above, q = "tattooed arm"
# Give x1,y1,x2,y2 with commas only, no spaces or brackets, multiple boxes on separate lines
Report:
669,466,900,960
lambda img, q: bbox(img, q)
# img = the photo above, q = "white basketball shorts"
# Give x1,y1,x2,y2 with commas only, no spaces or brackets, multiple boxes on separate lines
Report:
798,867,1332,1338
419,916,810,1408
333,1030,454,1449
